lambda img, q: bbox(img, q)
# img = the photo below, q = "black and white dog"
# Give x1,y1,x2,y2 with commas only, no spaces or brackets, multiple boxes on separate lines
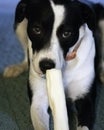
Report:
6,0,104,130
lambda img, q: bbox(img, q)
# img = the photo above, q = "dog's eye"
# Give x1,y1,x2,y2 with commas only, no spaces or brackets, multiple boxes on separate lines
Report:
32,26,41,35
62,31,71,38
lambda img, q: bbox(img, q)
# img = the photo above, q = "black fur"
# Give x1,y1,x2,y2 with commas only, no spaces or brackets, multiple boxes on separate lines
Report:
15,0,97,56
27,80,32,104
26,0,54,52
14,0,104,130
75,80,97,129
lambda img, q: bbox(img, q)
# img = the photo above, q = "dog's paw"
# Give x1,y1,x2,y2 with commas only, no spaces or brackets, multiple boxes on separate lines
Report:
99,61,104,84
3,62,28,78
77,126,89,130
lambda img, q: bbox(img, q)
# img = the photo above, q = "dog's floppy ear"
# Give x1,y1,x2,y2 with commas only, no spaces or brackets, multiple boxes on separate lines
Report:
15,0,27,23
78,0,96,31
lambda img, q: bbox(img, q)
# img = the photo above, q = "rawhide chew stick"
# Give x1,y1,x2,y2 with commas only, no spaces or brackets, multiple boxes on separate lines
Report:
46,69,69,130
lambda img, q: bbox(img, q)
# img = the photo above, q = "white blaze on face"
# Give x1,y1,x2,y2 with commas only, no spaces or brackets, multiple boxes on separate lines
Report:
50,0,65,42
28,1,66,76
49,0,65,69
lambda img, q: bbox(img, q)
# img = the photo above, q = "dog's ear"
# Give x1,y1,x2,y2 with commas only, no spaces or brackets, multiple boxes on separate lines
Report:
15,0,27,23
78,0,96,31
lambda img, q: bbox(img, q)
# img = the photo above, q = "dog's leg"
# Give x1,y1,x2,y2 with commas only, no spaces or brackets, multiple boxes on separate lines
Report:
3,19,28,77
29,76,49,130
31,97,49,130
75,92,95,130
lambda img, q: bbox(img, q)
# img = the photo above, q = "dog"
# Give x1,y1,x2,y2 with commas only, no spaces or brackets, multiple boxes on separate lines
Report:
4,0,104,130
3,0,104,86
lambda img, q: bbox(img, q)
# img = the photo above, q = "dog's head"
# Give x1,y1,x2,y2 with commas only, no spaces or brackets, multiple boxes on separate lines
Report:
15,0,95,76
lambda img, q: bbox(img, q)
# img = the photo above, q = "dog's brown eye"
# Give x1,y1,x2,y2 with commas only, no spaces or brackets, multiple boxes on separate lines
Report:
62,31,71,38
33,26,41,35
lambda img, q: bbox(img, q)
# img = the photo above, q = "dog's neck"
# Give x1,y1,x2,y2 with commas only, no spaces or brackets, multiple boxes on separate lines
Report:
63,24,95,100
65,23,95,70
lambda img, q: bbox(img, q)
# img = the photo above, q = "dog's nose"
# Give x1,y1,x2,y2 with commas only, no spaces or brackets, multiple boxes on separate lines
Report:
39,59,55,73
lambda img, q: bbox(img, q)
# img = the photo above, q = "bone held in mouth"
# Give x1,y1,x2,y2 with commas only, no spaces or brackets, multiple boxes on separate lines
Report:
46,69,69,130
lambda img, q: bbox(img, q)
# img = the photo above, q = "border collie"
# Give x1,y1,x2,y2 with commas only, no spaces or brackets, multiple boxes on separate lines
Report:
5,0,104,130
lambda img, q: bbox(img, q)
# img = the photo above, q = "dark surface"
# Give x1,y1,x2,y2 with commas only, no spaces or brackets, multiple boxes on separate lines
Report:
0,10,104,130
0,73,34,130
0,12,33,130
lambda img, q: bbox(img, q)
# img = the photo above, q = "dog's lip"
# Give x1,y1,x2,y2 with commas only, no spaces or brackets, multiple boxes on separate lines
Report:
33,68,46,79
37,71,45,78
41,74,46,79
37,72,46,79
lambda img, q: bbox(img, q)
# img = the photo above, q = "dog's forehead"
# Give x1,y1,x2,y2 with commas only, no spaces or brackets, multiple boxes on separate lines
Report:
27,0,82,26
50,0,65,30
27,0,65,21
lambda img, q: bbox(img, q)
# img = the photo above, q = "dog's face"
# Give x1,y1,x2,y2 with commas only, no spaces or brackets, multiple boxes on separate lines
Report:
16,0,95,76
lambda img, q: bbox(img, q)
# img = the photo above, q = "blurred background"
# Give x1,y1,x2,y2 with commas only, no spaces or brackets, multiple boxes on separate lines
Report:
0,1,33,130
0,0,19,13
0,0,24,73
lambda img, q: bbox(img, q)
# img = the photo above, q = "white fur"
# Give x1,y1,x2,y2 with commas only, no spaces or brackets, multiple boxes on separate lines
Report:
27,1,96,129
30,76,49,130
50,0,65,40
27,38,49,130
28,1,65,77
28,1,66,130
77,126,89,130
63,24,95,101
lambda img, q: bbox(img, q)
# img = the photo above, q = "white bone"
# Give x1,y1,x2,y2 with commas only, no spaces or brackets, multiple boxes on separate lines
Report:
46,69,69,130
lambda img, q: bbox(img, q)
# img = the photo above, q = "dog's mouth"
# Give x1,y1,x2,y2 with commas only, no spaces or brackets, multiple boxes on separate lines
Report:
39,58,56,74
31,58,56,79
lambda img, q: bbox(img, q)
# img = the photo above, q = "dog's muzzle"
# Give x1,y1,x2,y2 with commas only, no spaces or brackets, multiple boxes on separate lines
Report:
39,58,55,74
